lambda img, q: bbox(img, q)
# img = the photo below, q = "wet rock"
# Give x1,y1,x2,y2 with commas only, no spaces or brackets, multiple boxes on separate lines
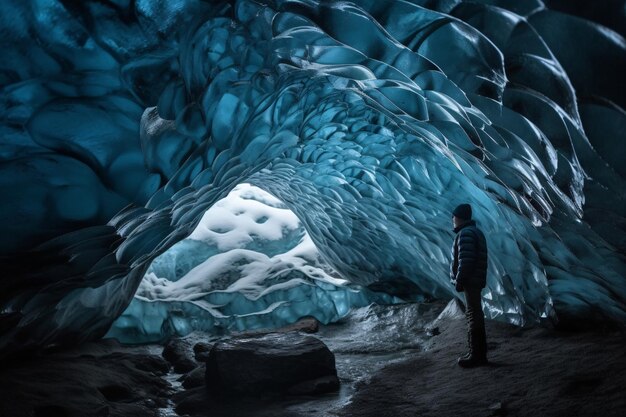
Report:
174,387,209,416
182,366,206,389
0,341,171,417
232,317,320,337
105,352,170,375
287,375,340,395
205,332,339,396
193,342,213,362
162,337,198,373
282,316,320,333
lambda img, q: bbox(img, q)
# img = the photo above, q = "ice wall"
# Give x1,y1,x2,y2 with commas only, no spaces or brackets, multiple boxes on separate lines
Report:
107,184,400,343
0,0,625,355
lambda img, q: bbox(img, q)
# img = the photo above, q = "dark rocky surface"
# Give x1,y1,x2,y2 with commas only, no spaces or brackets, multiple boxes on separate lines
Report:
205,332,339,395
1,304,625,417
193,342,213,362
162,337,200,373
232,317,320,337
0,339,171,417
182,365,206,389
338,306,626,417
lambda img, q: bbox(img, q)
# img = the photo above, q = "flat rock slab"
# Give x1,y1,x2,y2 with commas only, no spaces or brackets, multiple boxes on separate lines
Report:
205,332,339,395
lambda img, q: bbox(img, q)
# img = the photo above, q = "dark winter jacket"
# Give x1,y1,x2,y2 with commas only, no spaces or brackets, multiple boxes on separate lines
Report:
450,220,488,290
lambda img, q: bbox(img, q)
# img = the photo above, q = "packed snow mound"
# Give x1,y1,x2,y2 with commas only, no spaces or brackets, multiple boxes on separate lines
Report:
108,184,399,342
0,0,625,356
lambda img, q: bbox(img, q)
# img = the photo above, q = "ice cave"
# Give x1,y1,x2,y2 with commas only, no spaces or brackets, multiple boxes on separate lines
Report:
0,0,625,362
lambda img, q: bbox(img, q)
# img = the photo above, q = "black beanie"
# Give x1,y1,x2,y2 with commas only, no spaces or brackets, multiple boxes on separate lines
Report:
452,203,472,220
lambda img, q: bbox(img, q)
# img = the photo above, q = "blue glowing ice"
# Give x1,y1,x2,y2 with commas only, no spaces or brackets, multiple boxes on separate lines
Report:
107,184,400,342
0,0,625,354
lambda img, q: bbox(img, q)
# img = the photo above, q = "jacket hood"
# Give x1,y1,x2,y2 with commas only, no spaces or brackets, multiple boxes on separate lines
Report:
453,219,476,234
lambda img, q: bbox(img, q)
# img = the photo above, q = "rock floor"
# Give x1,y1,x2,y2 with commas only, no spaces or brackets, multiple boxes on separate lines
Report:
338,316,626,417
1,306,624,417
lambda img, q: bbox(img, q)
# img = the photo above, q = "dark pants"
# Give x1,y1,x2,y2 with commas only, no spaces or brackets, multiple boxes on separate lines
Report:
464,286,487,359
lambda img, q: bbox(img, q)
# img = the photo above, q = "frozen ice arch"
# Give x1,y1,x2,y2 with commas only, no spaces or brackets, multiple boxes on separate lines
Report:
106,183,402,343
0,0,625,357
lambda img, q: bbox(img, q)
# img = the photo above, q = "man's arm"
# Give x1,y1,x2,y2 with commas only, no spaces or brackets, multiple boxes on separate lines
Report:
455,228,477,288
450,236,457,283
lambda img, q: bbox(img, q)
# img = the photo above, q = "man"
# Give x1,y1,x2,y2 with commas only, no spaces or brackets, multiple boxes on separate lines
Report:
450,203,488,368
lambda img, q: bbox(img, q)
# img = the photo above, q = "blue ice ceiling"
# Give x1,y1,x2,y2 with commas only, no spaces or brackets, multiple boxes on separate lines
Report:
0,0,625,355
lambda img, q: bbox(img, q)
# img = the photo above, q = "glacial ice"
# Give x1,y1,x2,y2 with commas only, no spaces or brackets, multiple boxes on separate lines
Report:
107,184,400,343
0,0,625,354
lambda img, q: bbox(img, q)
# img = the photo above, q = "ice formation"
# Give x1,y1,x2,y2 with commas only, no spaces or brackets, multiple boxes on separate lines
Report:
0,0,625,355
107,184,399,342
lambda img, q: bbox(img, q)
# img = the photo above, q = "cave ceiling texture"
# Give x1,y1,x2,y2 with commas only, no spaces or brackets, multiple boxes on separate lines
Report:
0,0,625,358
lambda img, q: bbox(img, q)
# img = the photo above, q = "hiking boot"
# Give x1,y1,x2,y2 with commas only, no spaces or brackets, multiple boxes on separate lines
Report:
457,355,488,368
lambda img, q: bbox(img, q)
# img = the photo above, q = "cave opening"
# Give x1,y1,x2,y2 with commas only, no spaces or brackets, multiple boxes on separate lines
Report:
106,183,402,344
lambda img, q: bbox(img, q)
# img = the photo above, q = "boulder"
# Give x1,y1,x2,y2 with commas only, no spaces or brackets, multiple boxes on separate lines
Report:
182,366,206,389
288,375,340,395
162,337,198,373
205,332,339,396
193,342,213,362
232,317,320,337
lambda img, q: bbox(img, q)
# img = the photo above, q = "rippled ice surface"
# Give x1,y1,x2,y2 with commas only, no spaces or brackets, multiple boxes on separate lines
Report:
3,0,624,359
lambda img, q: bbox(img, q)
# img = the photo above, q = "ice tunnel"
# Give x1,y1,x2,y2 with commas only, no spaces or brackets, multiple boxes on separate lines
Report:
0,0,625,357
106,183,403,343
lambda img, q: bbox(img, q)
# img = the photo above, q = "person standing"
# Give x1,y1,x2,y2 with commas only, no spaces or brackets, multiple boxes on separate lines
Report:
450,203,489,367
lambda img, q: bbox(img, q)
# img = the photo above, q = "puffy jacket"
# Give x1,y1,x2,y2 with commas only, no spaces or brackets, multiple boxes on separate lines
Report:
450,220,488,289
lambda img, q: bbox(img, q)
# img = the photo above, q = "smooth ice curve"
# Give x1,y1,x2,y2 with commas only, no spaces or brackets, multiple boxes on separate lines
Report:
0,0,625,354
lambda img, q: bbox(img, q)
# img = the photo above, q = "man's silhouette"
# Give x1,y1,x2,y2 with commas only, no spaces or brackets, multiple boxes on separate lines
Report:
450,203,488,367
